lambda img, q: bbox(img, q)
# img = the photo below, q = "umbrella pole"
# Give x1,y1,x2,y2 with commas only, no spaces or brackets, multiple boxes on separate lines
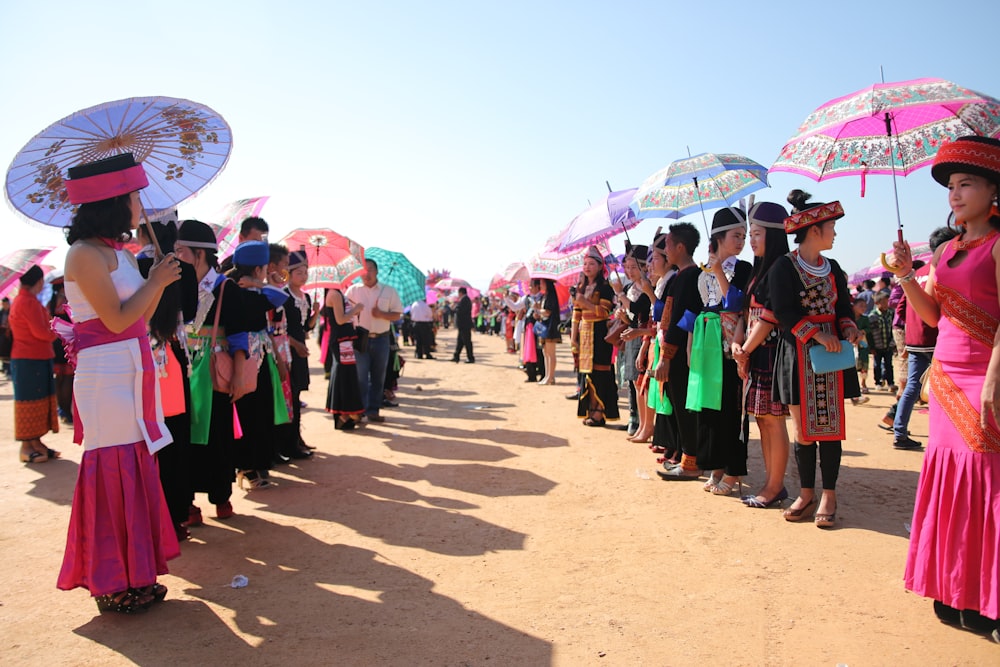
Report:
884,112,905,243
139,207,164,260
693,176,710,238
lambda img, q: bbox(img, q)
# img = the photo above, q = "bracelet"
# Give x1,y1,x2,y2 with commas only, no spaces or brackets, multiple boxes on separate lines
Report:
899,270,916,284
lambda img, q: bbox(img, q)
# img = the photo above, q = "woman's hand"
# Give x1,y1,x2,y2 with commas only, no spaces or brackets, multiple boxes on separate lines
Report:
813,332,842,352
238,276,263,289
731,341,746,360
887,239,914,277
653,359,668,383
149,252,182,288
843,326,862,345
982,367,1000,431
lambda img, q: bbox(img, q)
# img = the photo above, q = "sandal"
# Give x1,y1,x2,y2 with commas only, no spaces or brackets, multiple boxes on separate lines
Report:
703,471,723,492
237,470,276,491
582,417,606,427
711,476,743,497
815,504,837,528
742,487,788,508
139,583,168,603
19,450,48,464
782,497,817,522
95,589,151,614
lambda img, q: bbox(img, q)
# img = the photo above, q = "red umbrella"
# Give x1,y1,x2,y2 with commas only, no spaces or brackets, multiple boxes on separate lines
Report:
277,228,365,290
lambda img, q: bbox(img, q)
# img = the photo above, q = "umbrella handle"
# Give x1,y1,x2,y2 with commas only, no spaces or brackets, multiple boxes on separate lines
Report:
140,207,164,260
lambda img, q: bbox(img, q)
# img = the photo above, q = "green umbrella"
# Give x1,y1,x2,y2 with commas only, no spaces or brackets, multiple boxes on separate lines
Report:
355,247,426,306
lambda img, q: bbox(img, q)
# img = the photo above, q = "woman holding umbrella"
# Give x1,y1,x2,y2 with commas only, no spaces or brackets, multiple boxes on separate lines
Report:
57,153,182,613
770,190,861,527
891,136,1000,639
573,246,619,426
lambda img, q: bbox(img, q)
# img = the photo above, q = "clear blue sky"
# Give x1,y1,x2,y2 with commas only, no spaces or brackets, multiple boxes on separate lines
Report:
3,0,999,290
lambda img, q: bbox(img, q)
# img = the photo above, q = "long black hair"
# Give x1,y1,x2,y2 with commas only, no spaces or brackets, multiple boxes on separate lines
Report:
747,226,790,297
139,222,184,344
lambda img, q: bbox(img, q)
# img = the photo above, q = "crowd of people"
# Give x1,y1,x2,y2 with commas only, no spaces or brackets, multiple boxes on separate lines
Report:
3,137,999,641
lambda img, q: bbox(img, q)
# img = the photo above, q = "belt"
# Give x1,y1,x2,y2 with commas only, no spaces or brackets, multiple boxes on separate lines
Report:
369,331,391,338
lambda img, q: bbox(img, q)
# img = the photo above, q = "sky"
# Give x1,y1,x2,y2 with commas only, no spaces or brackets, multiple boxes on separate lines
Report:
3,0,1000,292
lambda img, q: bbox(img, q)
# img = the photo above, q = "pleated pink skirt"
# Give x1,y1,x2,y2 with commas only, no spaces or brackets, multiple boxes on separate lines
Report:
57,442,180,597
904,360,1000,619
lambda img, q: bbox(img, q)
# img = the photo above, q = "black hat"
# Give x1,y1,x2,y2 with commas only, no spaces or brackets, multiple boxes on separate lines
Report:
711,207,746,235
176,219,218,251
19,264,44,287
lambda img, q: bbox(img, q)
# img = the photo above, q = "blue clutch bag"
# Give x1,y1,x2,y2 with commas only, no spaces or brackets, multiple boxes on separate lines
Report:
808,341,855,374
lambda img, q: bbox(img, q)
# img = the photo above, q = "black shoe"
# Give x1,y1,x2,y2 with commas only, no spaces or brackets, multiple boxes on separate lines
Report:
382,399,399,408
565,392,580,401
934,601,962,627
273,453,291,465
287,448,312,460
893,436,923,450
452,357,460,363
465,359,475,363
425,355,434,360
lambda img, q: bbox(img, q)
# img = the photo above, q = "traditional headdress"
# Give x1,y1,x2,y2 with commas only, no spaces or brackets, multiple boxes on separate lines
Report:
711,207,747,235
930,136,1000,186
651,230,668,257
176,220,218,251
784,189,844,235
584,245,604,264
65,153,148,205
624,242,648,267
233,240,270,267
747,201,788,229
287,250,308,271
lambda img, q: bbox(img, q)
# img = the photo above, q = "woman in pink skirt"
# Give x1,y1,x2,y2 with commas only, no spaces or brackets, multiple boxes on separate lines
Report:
892,136,1000,641
56,153,182,614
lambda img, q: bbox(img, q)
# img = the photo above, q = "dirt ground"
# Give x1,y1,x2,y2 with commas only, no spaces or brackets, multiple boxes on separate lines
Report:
1,328,996,666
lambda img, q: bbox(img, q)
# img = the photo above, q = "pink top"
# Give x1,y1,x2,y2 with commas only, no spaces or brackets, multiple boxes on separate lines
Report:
934,231,1000,365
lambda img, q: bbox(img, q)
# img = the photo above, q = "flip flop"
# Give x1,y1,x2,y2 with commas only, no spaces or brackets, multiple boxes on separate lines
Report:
20,451,48,464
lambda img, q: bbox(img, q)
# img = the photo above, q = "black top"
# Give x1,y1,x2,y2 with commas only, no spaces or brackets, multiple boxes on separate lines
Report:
456,295,473,329
665,265,702,348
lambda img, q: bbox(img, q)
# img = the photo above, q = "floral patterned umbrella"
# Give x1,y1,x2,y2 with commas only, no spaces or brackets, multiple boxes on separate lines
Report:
630,153,769,235
770,78,1000,228
278,227,365,291
524,248,587,286
5,96,232,229
0,247,54,299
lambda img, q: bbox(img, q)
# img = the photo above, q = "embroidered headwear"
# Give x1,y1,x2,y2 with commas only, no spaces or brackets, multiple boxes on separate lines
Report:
233,240,270,267
176,219,218,251
65,153,148,205
931,136,1000,187
624,242,648,267
711,207,747,236
287,250,308,271
747,201,789,230
651,230,668,258
784,189,844,235
584,245,604,264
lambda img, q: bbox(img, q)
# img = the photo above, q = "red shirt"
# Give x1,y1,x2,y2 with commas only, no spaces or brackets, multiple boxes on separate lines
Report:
9,290,55,360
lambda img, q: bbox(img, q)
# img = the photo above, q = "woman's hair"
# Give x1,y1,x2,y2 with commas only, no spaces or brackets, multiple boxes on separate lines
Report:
65,194,134,245
928,225,959,251
709,230,726,254
748,226,790,293
228,264,259,281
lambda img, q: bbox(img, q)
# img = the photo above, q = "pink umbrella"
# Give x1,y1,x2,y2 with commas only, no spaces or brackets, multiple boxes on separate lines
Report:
771,77,1000,230
434,277,472,291
0,247,54,299
524,248,586,286
278,228,365,291
849,242,933,286
212,196,270,259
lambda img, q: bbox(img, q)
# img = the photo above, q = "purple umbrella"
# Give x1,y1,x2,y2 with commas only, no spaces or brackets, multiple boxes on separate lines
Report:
552,188,639,254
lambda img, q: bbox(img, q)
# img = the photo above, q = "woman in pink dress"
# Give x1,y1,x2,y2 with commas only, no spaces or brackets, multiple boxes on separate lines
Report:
56,153,182,614
892,136,1000,641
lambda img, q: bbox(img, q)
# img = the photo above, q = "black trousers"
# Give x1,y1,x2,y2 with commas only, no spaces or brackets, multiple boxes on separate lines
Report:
665,349,697,457
414,321,433,358
453,327,474,361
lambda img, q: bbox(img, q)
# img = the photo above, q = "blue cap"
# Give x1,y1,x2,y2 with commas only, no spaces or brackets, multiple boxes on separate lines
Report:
233,240,270,267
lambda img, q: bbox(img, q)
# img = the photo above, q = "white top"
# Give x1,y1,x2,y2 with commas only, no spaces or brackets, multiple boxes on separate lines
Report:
410,300,433,322
345,282,403,334
65,249,145,322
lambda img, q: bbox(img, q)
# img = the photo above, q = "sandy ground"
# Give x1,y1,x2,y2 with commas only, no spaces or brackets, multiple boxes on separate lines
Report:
1,328,997,666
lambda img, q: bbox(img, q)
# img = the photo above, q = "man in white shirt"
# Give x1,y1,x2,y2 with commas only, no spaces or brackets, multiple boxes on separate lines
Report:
410,299,435,359
344,259,403,422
